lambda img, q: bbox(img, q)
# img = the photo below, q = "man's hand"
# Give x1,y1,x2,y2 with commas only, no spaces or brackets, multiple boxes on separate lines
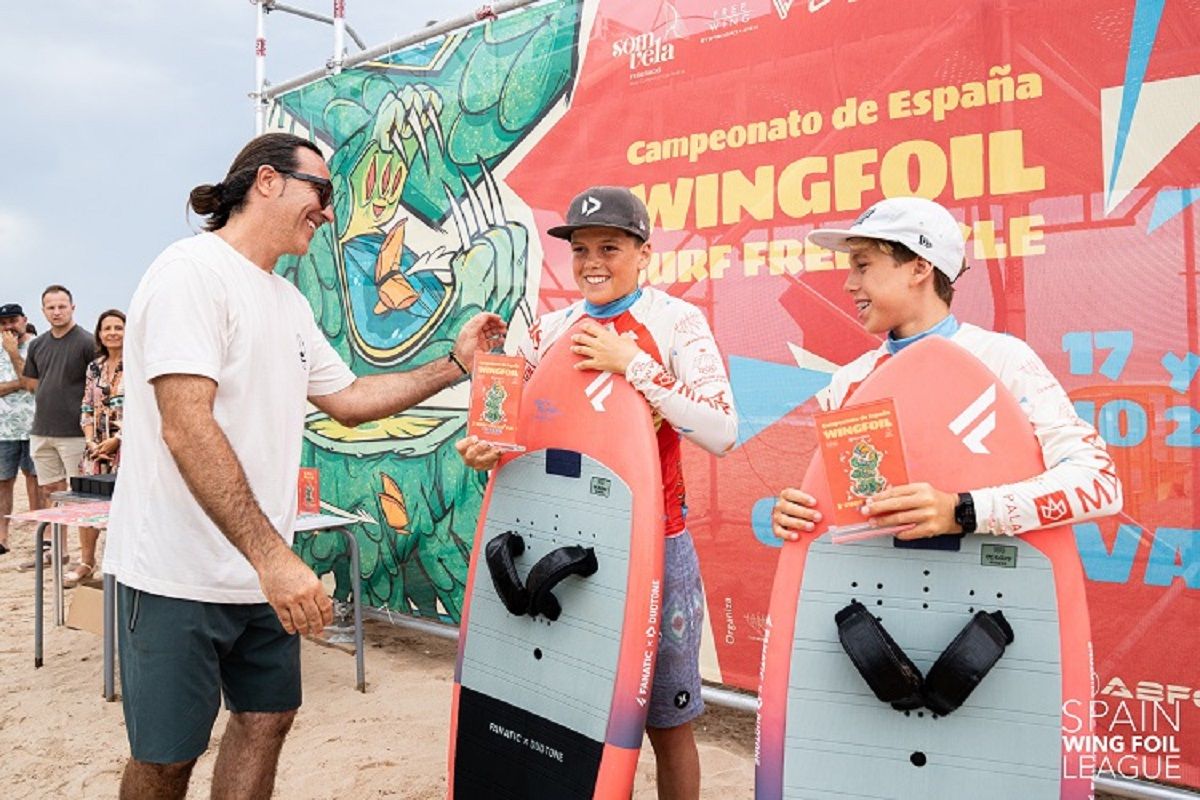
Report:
257,547,334,636
452,312,507,366
1,330,18,357
570,322,642,374
861,482,960,540
772,487,823,542
455,435,502,471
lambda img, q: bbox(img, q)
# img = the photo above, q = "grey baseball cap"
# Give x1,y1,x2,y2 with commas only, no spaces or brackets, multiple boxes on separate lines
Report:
0,303,24,318
547,186,651,241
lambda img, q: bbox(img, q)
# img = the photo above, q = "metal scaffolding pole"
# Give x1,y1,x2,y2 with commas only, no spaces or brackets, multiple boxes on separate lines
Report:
253,0,267,134
262,0,539,101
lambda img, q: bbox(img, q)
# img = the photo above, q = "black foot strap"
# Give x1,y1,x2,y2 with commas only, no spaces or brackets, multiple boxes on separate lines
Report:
484,532,529,616
835,601,925,710
922,610,1014,716
525,546,599,621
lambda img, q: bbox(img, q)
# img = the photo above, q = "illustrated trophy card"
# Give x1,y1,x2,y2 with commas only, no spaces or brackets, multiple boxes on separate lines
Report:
814,397,912,543
467,353,525,452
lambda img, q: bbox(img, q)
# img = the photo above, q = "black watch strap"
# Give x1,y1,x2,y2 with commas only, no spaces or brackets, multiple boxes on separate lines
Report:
954,492,977,534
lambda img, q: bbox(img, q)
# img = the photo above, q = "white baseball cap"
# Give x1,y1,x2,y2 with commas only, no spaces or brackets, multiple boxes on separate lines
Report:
808,196,966,280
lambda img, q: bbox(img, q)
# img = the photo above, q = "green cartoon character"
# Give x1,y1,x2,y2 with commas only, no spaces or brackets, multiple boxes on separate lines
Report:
274,1,582,620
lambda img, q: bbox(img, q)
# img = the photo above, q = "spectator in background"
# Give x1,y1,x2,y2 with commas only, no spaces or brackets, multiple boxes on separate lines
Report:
20,285,94,571
66,309,126,586
26,322,37,335
0,303,39,556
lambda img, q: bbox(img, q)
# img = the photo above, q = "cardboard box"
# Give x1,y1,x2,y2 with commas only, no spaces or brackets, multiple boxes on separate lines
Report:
66,577,106,636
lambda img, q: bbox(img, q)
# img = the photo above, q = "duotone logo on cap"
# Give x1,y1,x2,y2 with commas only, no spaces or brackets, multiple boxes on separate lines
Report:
918,234,932,248
581,196,602,216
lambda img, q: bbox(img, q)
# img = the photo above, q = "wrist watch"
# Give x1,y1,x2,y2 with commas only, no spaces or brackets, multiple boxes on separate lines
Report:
953,492,977,533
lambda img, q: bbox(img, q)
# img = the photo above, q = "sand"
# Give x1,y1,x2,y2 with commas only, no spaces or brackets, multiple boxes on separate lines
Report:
0,481,754,799
1,480,1125,799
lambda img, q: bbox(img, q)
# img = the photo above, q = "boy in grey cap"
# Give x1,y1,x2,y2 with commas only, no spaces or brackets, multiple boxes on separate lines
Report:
772,196,1121,544
458,186,738,799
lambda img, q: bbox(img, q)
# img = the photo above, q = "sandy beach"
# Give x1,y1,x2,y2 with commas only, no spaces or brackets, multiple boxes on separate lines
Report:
2,481,1129,800
0,482,755,799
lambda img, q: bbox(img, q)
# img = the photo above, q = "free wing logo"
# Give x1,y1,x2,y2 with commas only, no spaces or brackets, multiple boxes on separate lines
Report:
948,384,997,454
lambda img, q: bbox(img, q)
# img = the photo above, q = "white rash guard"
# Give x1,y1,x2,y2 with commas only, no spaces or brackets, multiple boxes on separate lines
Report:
517,287,738,535
817,321,1122,536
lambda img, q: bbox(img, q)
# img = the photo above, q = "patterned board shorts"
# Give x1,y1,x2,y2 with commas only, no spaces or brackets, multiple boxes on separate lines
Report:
646,530,706,729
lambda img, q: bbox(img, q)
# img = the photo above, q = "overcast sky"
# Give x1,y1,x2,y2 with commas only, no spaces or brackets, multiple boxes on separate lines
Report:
1,0,485,334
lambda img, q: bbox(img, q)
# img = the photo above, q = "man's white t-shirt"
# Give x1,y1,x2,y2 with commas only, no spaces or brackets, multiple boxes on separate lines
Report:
104,233,355,603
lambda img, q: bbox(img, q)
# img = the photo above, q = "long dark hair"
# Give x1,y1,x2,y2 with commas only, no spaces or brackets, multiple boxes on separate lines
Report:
188,133,322,232
94,309,126,359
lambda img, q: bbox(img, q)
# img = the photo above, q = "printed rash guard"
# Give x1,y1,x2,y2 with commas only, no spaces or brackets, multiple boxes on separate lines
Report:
817,321,1122,536
517,287,738,536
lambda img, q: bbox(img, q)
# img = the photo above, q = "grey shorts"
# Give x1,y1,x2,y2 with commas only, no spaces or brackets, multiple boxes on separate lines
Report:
118,584,302,764
647,530,706,728
0,439,35,480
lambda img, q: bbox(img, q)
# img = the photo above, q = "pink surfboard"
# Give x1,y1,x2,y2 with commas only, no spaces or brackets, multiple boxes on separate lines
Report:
449,319,665,799
756,336,1092,799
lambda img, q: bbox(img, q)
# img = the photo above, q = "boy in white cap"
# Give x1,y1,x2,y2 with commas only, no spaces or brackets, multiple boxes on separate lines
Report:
458,186,738,799
772,196,1121,541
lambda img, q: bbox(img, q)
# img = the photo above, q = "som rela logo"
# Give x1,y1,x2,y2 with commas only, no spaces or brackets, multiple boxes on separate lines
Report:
611,4,681,71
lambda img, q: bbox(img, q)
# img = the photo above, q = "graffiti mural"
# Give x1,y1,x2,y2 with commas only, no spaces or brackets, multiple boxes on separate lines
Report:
270,0,583,620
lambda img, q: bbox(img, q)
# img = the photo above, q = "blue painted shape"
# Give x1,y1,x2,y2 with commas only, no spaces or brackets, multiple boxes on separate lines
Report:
1161,351,1200,393
1148,187,1200,233
1095,330,1134,380
1145,528,1200,588
1074,522,1142,584
752,496,784,548
728,356,830,447
1107,0,1167,196
1062,331,1094,376
1165,406,1200,447
1097,399,1148,447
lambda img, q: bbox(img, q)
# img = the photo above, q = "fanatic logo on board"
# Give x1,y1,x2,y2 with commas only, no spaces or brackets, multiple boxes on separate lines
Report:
949,384,997,454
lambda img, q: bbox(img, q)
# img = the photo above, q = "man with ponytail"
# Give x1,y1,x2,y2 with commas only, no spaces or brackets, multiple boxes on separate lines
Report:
105,133,506,800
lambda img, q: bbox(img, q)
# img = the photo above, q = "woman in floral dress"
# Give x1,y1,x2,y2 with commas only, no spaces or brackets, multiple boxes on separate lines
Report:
65,309,124,587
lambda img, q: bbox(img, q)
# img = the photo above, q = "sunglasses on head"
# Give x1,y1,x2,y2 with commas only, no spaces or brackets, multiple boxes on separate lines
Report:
278,168,334,208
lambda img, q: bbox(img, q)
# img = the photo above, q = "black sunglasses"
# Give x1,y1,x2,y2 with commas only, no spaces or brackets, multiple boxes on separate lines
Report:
278,169,334,208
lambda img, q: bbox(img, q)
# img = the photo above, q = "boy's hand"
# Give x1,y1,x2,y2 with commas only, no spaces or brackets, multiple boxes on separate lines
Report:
571,322,642,374
455,435,502,471
862,482,960,539
772,487,822,541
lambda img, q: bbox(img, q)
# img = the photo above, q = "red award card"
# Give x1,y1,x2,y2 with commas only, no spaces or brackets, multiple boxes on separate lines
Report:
815,397,911,541
297,467,321,514
468,353,525,452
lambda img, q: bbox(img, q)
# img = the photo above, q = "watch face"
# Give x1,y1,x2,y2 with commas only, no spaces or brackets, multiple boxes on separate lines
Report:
955,494,975,532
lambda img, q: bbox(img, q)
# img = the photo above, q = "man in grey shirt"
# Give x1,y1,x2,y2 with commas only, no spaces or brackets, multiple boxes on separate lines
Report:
22,285,94,568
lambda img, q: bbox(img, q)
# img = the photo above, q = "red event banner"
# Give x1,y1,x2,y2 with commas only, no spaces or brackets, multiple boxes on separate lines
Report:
506,0,1200,788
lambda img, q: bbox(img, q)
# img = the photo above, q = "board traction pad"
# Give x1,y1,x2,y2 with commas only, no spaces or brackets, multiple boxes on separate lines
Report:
456,450,633,798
